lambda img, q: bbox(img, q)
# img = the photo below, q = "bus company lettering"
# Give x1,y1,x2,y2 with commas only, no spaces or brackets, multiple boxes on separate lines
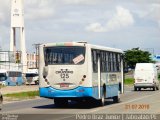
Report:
55,69,73,81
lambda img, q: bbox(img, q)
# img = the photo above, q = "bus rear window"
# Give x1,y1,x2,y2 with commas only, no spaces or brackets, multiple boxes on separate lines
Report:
44,46,85,65
8,72,22,77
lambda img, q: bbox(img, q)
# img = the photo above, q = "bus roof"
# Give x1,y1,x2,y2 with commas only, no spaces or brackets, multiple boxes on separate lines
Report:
88,44,123,53
40,42,123,53
0,69,7,73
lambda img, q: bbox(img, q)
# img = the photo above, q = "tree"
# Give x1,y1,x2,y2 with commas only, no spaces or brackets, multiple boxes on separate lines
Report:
124,47,153,69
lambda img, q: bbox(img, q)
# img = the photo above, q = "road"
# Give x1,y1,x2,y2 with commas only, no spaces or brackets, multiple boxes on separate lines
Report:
1,86,160,120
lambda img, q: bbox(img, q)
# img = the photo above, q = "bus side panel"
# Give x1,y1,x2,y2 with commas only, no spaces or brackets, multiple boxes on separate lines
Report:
6,77,16,86
106,84,119,98
6,77,23,86
17,77,23,85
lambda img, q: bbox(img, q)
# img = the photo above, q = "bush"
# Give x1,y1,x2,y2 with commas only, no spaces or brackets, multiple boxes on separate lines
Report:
124,78,134,85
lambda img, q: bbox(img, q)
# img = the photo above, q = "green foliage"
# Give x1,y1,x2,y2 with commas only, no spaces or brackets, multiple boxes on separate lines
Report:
124,48,153,69
4,91,39,99
124,78,134,85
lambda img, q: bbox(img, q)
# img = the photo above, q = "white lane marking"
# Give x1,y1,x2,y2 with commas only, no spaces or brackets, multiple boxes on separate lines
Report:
56,115,75,120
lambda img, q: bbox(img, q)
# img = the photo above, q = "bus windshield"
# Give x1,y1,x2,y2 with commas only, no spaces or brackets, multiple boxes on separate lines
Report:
0,73,7,81
26,73,38,77
44,46,85,65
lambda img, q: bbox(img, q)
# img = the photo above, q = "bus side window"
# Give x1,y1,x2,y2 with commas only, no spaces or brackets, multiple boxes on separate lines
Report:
100,51,106,72
108,52,111,72
113,53,116,72
92,50,98,73
105,52,109,72
118,54,121,72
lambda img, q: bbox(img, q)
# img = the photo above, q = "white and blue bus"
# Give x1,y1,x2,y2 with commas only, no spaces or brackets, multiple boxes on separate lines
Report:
0,69,7,86
39,42,124,106
25,69,39,85
6,70,24,86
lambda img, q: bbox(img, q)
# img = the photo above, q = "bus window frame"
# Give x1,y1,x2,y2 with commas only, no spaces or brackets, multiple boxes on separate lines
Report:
44,46,86,66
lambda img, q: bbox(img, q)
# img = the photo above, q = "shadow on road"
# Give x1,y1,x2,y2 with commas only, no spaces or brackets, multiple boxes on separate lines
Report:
33,99,119,109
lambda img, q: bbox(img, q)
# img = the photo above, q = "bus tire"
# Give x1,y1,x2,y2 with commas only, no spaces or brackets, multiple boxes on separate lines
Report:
54,99,68,107
0,95,3,110
35,81,39,85
113,91,120,103
156,86,159,90
99,88,106,106
153,86,156,91
101,93,105,106
134,87,137,91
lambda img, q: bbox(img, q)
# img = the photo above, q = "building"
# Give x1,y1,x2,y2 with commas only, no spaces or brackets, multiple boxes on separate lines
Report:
0,51,22,71
27,53,38,69
0,51,38,71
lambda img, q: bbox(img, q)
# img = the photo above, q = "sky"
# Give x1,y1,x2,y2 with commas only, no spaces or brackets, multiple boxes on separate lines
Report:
0,0,160,54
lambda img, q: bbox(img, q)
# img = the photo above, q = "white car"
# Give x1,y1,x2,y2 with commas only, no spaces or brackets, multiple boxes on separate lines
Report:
0,92,3,110
134,63,160,91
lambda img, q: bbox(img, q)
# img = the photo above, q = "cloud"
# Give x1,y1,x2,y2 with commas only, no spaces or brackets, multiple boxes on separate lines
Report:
24,0,55,20
86,22,106,32
86,6,134,32
107,6,134,30
134,2,160,27
63,0,99,5
0,0,10,23
149,4,160,27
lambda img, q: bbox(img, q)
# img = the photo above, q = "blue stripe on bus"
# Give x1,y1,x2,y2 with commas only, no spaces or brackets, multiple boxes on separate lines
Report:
39,84,119,99
39,86,93,98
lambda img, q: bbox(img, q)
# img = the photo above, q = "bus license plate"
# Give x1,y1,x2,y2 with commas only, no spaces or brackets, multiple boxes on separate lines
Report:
60,83,69,88
137,79,142,82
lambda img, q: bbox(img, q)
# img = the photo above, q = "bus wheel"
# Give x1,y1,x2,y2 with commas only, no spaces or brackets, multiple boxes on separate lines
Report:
113,92,120,103
156,86,159,90
54,99,68,107
134,87,137,91
0,95,3,110
35,81,39,85
99,92,105,106
153,86,156,91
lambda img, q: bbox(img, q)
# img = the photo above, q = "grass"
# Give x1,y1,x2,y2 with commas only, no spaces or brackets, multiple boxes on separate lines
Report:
4,90,39,100
124,78,134,85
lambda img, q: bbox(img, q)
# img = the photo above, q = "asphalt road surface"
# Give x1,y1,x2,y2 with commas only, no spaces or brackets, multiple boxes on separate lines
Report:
1,86,160,120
